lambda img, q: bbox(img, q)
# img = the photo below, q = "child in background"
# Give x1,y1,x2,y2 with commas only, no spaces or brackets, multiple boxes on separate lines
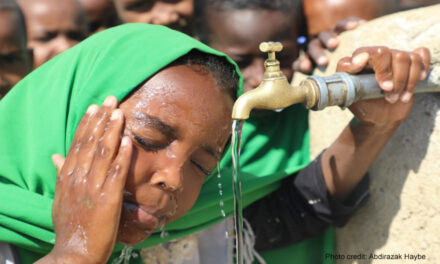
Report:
17,0,89,69
79,0,120,34
0,0,32,99
112,0,193,34
297,0,398,72
194,0,430,263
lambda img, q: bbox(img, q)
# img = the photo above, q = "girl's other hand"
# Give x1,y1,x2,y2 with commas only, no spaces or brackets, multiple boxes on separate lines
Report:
37,96,133,264
293,16,366,73
336,46,430,129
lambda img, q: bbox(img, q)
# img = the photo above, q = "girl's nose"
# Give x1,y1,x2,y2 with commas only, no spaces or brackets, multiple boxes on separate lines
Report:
150,166,183,192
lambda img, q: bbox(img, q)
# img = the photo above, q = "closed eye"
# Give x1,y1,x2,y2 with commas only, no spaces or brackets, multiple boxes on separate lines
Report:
191,160,211,177
133,134,168,152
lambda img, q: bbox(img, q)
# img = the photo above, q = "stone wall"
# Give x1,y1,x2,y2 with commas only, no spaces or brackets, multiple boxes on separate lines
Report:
294,5,440,264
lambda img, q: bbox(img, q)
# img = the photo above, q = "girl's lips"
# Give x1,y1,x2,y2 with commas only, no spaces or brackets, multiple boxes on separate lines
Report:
123,201,162,231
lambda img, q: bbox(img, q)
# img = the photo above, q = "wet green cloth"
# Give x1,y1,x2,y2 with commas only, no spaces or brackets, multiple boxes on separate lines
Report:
218,106,334,264
0,23,242,262
0,22,333,263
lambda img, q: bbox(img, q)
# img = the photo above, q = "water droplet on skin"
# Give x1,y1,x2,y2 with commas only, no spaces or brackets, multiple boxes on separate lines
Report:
166,148,176,159
123,190,133,197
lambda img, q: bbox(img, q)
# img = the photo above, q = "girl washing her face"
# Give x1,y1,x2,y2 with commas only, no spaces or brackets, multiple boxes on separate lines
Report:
0,24,241,263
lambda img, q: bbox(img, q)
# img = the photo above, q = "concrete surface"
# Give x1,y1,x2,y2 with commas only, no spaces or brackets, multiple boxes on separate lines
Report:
294,5,440,264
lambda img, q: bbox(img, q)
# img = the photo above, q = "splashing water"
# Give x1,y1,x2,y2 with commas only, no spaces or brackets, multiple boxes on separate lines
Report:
160,228,169,239
112,245,138,264
216,161,227,219
231,120,244,264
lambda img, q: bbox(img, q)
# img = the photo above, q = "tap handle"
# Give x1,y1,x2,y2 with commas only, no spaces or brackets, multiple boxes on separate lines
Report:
259,42,283,61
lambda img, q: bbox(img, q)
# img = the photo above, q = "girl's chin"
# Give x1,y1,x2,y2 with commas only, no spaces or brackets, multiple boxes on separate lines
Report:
116,225,153,246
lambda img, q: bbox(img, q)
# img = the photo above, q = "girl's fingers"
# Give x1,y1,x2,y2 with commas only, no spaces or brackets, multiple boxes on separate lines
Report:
292,55,313,74
52,154,66,177
307,38,329,66
389,51,411,102
318,30,339,50
61,104,98,176
336,52,369,74
75,96,118,184
89,109,125,187
413,47,431,80
103,136,132,194
333,16,366,34
362,47,394,93
402,53,423,103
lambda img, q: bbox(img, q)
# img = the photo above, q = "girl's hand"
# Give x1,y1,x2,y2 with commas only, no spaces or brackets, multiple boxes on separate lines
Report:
336,46,430,129
37,96,133,264
293,16,366,73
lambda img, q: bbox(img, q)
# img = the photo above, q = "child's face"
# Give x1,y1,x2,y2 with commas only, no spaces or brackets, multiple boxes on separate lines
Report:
0,10,32,99
206,9,299,93
79,0,117,34
20,0,88,68
116,64,233,245
113,0,193,34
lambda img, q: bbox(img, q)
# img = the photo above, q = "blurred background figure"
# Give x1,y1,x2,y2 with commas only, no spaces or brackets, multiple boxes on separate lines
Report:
79,0,119,34
0,0,32,99
112,0,193,34
399,0,439,10
17,0,89,69
295,0,399,73
304,0,398,36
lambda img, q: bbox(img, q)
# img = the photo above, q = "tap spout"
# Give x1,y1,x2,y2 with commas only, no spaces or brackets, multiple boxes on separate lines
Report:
232,76,316,120
232,41,318,120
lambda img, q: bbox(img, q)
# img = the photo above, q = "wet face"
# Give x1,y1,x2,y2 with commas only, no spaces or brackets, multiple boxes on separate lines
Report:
206,9,299,93
79,0,118,34
116,64,233,245
19,0,88,68
0,10,32,99
113,0,193,34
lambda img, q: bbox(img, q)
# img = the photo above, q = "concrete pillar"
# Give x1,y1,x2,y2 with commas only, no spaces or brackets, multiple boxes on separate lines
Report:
298,5,440,263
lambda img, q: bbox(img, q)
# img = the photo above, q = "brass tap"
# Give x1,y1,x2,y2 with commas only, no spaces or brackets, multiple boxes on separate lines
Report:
231,42,439,120
232,42,317,120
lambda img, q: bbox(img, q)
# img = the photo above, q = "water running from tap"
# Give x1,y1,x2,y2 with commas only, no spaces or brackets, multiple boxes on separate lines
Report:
111,245,138,264
231,120,244,264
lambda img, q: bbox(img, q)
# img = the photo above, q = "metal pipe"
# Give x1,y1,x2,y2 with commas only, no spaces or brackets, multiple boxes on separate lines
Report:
305,71,440,110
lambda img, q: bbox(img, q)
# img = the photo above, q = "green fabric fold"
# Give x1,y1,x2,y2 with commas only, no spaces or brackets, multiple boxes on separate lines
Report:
0,23,242,258
0,23,332,263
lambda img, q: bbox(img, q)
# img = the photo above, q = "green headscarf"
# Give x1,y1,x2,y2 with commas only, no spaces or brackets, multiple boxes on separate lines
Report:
0,23,244,260
0,23,331,263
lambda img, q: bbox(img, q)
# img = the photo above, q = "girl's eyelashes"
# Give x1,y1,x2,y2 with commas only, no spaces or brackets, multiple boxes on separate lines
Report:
190,159,211,177
133,134,168,152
